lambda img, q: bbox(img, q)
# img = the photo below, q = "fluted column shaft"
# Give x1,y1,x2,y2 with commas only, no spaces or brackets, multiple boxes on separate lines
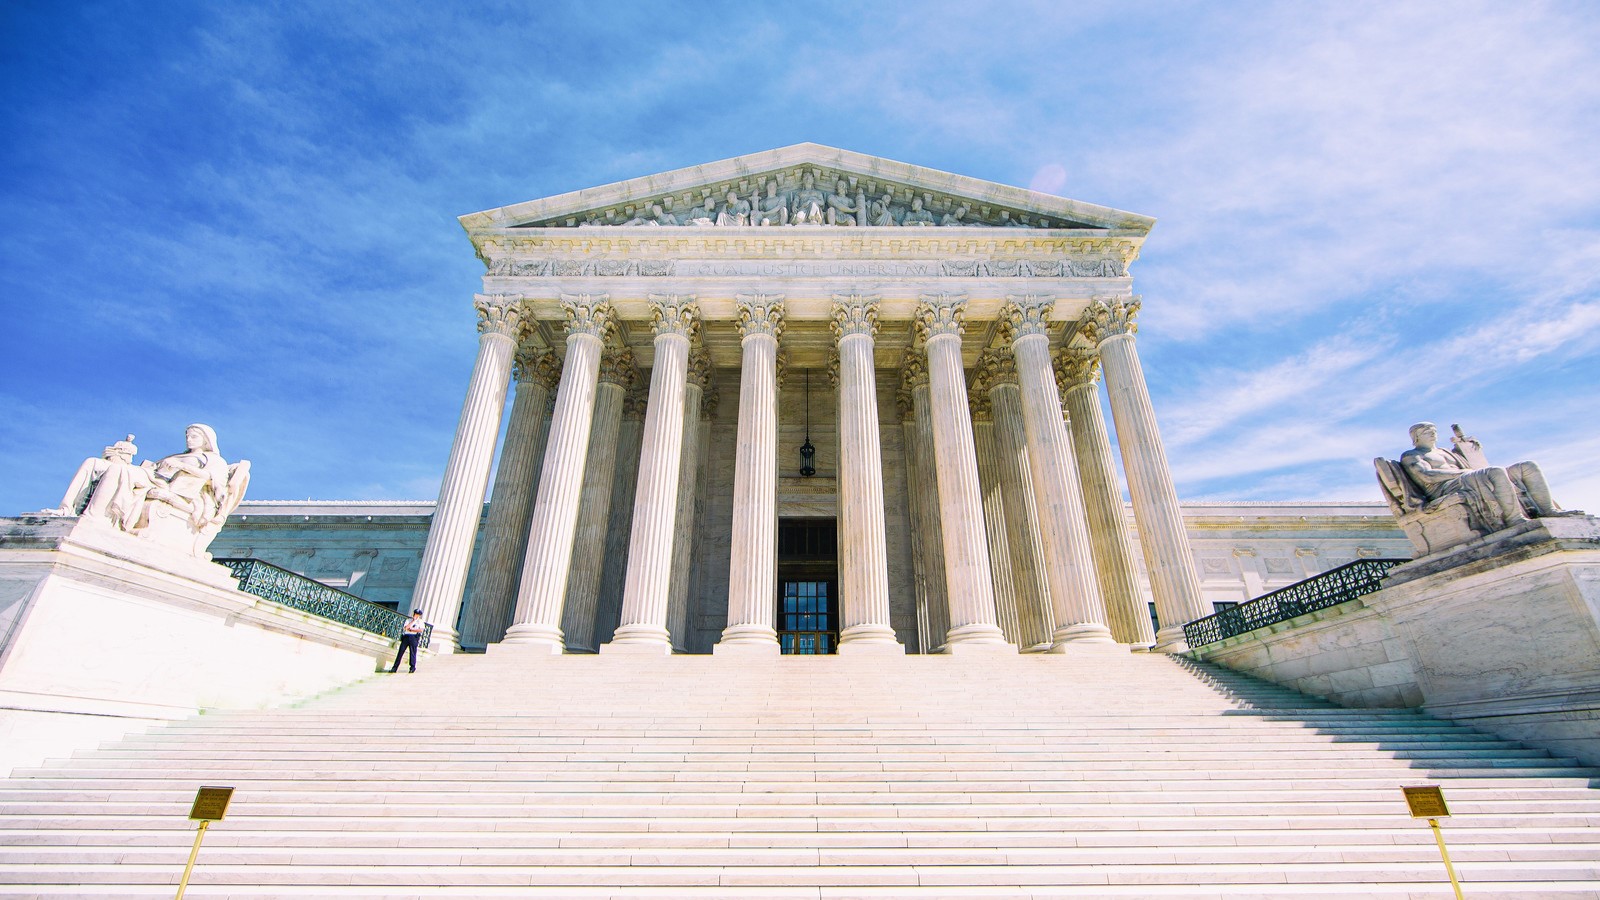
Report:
560,349,633,651
411,294,525,651
607,297,698,653
1005,296,1114,649
917,295,1008,650
988,378,1055,650
591,391,647,647
971,411,1023,646
504,295,613,652
666,372,708,651
719,297,783,652
1059,351,1155,645
906,362,949,651
832,296,901,652
1084,296,1207,651
459,347,558,647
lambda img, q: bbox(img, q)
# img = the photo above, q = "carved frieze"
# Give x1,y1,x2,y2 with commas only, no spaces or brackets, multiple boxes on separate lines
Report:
482,257,1125,279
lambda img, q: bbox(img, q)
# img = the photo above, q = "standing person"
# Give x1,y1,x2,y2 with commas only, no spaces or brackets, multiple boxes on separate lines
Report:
389,610,426,673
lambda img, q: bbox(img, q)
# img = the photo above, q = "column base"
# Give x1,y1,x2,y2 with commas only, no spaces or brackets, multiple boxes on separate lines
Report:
715,624,780,654
423,626,462,654
1152,625,1192,654
944,623,1015,653
497,623,566,654
838,624,903,654
1049,623,1116,649
601,624,674,655
838,621,902,646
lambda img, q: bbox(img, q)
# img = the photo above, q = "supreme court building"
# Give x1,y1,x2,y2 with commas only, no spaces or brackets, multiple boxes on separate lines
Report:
387,144,1328,657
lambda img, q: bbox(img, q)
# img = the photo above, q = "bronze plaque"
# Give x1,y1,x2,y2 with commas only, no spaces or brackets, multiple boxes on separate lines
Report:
189,786,234,821
1402,784,1450,818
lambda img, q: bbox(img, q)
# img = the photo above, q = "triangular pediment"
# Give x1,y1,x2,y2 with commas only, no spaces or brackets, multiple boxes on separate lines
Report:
459,143,1153,233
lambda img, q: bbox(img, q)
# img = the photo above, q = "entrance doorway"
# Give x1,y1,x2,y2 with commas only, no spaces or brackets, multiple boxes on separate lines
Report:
776,518,838,655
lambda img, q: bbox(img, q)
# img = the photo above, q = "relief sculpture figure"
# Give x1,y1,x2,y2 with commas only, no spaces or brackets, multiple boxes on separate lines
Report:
901,196,935,226
753,181,789,226
791,173,827,224
715,190,751,226
867,192,898,226
681,196,717,227
825,179,862,226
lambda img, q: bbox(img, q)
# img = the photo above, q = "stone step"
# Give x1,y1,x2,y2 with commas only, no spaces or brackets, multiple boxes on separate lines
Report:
7,884,1600,898
4,860,1598,887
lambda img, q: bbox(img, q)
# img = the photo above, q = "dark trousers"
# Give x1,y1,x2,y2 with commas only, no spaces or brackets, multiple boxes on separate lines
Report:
390,633,420,672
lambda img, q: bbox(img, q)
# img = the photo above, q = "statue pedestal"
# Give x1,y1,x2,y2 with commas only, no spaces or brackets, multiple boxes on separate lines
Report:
1191,515,1600,767
0,517,391,776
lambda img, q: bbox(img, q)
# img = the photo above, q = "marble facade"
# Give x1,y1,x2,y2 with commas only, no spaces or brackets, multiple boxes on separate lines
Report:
218,146,1415,655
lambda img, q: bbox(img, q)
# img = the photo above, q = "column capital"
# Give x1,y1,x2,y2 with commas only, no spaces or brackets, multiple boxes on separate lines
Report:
514,347,561,389
1055,347,1101,391
901,349,930,390
598,345,638,388
915,292,968,342
1001,293,1053,341
474,293,526,338
560,293,614,341
622,382,649,420
774,350,789,390
1079,294,1141,344
735,294,786,340
969,389,993,423
976,348,1019,388
896,381,914,422
687,347,714,390
648,294,700,339
826,350,841,388
830,294,880,339
700,381,721,419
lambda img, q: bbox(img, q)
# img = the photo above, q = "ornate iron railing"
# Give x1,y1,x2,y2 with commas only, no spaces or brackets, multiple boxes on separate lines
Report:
1183,557,1406,648
216,558,431,649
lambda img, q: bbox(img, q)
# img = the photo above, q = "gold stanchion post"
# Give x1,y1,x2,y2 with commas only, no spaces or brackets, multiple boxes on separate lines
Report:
176,786,233,900
1403,784,1464,899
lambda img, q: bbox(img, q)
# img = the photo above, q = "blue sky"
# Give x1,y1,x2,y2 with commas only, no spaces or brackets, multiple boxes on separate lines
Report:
3,1,1598,514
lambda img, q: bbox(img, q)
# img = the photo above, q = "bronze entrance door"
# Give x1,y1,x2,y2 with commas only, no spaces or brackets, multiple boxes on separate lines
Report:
776,518,838,655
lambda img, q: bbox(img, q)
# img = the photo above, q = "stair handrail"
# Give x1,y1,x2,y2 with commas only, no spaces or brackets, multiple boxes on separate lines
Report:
1183,557,1406,648
215,557,432,649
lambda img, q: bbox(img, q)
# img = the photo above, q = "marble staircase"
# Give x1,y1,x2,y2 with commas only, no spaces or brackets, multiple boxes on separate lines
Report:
1,651,1598,898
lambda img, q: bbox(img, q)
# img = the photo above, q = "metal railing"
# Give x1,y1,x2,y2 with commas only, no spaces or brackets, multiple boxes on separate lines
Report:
216,558,431,649
1183,557,1406,648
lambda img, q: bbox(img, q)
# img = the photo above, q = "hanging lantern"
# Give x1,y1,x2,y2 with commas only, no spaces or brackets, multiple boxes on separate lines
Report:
799,369,816,477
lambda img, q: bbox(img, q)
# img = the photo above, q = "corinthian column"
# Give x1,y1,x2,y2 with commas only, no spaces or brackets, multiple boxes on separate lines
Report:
904,352,949,651
1004,295,1114,648
605,296,699,654
459,344,560,648
831,295,902,653
916,294,1009,651
559,346,636,651
967,380,1023,646
717,295,784,654
1056,348,1155,646
666,346,712,651
908,349,940,643
1081,295,1207,651
503,294,613,652
980,350,1055,650
410,293,526,651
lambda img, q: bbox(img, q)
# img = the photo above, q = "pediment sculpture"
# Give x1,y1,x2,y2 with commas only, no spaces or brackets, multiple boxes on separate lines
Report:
569,171,1051,230
1374,422,1579,556
46,424,251,559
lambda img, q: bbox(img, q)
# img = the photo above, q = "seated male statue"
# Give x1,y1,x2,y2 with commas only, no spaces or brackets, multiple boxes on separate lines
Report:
1398,422,1569,532
52,435,151,531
